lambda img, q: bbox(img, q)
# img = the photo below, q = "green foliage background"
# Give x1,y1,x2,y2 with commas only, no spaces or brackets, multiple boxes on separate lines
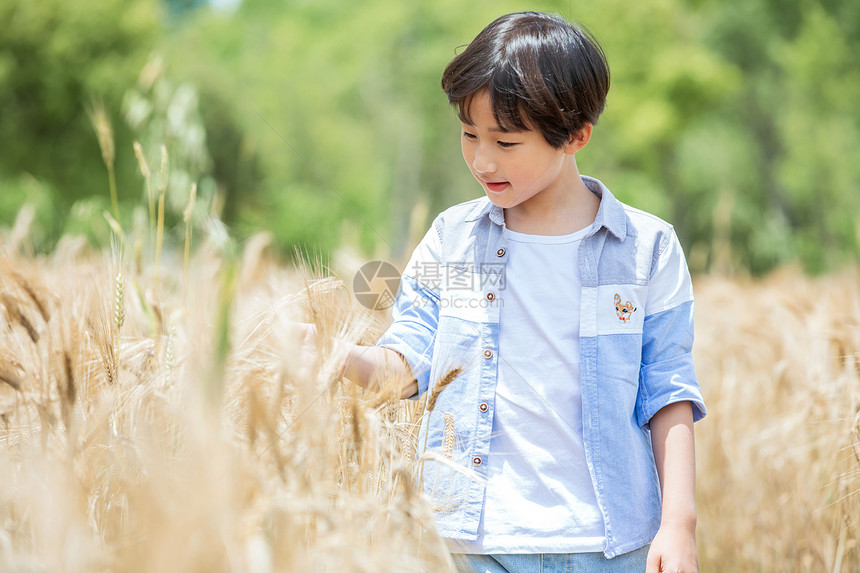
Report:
1,0,859,273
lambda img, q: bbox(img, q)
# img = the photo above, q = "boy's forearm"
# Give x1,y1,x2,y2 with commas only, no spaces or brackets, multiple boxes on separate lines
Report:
650,401,697,529
342,344,418,399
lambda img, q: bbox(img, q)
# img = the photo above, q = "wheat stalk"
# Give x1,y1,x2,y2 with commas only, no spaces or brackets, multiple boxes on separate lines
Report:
154,145,169,292
87,97,120,225
183,182,197,298
133,141,155,249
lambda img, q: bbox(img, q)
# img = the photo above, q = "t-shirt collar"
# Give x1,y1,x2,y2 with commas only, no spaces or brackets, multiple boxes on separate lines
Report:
463,175,628,241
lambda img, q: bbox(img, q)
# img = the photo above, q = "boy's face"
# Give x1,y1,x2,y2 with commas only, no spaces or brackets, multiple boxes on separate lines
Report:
460,91,580,215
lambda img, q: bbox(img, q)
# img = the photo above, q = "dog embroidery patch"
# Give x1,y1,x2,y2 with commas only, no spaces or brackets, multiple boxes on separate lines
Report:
613,293,637,322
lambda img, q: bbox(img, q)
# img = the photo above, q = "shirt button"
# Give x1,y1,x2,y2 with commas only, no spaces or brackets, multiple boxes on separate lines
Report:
483,349,493,359
496,248,505,257
479,403,489,412
472,456,482,466
486,292,495,301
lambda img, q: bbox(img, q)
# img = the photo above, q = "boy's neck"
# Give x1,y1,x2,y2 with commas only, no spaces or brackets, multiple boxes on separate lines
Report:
504,162,600,236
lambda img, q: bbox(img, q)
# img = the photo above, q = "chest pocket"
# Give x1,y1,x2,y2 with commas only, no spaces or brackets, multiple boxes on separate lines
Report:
591,284,647,335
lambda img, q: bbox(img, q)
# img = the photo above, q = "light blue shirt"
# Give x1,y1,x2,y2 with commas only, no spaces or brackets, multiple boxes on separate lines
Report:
378,176,707,558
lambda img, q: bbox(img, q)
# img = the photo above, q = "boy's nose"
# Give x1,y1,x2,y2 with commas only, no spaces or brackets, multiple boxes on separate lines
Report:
472,148,497,174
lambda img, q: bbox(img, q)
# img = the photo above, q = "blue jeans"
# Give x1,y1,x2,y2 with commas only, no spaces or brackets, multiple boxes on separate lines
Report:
451,545,649,573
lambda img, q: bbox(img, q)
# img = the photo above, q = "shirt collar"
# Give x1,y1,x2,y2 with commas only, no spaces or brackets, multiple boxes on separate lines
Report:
462,176,628,241
463,198,503,224
582,176,627,241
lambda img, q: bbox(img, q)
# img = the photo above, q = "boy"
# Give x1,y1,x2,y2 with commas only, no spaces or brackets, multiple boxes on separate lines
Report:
339,11,705,573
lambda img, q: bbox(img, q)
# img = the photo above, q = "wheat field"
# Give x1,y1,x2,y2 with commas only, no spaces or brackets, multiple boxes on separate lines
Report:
0,215,858,571
694,269,860,571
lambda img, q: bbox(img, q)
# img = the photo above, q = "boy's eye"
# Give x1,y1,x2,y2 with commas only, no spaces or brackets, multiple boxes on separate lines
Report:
497,141,518,148
462,131,477,139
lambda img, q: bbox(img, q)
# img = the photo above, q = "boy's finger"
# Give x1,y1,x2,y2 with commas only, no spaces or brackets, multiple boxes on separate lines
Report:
645,549,662,573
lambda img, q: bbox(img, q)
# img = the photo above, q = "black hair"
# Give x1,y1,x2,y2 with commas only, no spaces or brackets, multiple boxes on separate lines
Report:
441,12,610,149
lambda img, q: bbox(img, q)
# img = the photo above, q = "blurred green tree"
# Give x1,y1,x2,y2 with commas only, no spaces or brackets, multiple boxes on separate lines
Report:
164,0,859,272
0,0,161,239
1,0,858,274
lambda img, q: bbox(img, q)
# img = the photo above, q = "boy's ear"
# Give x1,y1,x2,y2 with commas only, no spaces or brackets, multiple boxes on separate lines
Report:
564,123,593,155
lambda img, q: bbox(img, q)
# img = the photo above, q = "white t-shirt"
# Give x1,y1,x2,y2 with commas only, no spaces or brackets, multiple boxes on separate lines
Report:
455,226,605,554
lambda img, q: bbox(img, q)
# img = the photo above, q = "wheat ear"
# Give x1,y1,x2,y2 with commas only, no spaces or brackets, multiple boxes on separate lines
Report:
1,293,38,344
418,367,463,485
443,413,455,459
11,271,50,324
426,367,462,414
0,361,21,391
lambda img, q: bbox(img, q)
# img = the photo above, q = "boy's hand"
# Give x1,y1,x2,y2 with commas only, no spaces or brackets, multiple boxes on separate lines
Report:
645,520,698,573
295,322,318,358
288,321,416,397
289,322,350,383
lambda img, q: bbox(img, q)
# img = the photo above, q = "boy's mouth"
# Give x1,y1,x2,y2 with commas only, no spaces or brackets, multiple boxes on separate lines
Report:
479,177,509,193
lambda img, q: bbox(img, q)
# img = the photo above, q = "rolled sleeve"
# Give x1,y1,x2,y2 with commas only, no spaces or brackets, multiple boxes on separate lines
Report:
637,301,706,428
636,229,706,428
376,220,443,398
377,275,439,397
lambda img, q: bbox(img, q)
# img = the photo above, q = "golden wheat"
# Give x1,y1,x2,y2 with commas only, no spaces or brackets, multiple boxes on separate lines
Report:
0,206,857,571
694,269,860,571
0,229,454,572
